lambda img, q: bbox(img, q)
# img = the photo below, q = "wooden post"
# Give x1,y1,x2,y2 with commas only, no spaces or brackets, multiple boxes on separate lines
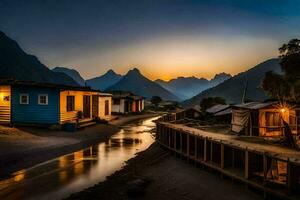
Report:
210,142,213,163
263,153,268,199
174,130,177,150
286,159,292,195
187,134,190,156
195,136,198,160
245,149,249,179
204,138,207,162
180,132,183,153
232,148,235,168
221,144,224,169
168,127,171,147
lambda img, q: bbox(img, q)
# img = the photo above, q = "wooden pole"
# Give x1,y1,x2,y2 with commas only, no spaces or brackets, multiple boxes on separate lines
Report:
204,138,207,162
195,136,198,160
221,144,224,169
187,134,190,156
245,149,249,179
263,153,268,199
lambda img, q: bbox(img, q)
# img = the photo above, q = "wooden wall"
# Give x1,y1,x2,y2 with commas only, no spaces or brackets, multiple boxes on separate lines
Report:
0,85,11,123
11,86,60,125
98,96,112,120
60,90,98,123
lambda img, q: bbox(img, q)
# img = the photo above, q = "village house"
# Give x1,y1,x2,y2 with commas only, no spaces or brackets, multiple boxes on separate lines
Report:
0,80,112,127
110,91,144,114
231,101,299,137
206,104,232,123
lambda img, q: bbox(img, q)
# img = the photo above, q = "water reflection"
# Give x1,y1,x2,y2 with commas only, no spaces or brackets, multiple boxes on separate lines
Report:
0,116,158,200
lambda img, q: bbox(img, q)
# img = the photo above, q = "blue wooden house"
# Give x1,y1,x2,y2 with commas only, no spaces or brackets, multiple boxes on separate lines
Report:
0,80,112,127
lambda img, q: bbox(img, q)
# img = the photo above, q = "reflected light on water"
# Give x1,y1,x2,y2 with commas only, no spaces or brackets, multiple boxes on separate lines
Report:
0,116,159,200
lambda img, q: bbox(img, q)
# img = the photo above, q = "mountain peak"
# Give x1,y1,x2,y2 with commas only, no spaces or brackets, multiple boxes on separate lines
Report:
106,69,117,75
127,68,141,75
212,72,231,79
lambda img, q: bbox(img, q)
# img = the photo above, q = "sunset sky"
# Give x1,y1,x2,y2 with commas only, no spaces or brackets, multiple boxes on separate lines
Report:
1,0,300,80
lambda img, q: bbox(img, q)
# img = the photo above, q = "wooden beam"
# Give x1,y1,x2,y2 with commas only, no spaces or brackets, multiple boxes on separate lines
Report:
245,149,249,179
204,138,207,162
187,134,190,156
221,144,224,169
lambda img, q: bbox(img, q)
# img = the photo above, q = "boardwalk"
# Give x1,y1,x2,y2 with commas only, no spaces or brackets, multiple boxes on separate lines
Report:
156,120,300,200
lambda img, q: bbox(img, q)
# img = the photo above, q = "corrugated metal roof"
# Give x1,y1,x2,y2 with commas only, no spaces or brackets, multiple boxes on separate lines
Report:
206,104,230,114
233,102,276,110
214,108,232,116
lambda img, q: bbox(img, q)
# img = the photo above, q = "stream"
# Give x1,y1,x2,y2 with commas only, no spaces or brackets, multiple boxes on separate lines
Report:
0,116,158,200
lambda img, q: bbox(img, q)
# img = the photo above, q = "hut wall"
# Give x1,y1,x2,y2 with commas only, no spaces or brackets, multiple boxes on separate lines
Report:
12,86,60,125
98,96,112,120
60,90,97,123
0,85,11,123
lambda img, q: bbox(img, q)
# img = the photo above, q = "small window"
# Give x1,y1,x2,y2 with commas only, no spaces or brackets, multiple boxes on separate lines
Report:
67,96,75,111
20,94,29,104
38,94,48,105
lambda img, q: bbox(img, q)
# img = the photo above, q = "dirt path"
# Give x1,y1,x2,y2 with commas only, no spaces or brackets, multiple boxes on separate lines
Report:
0,113,158,177
68,143,263,200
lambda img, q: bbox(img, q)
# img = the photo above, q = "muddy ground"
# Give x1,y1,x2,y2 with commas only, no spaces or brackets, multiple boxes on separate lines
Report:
68,143,263,200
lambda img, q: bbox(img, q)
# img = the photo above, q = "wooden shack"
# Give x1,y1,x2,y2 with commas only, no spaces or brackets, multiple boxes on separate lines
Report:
231,102,299,136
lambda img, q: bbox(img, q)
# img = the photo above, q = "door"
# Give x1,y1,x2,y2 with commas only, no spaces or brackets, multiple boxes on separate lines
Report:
92,95,99,118
83,95,91,118
105,100,109,116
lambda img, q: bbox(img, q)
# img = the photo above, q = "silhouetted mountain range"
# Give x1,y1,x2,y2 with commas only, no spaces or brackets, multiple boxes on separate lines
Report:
182,58,282,107
0,31,78,86
106,68,180,101
155,73,231,100
86,69,122,90
52,67,85,86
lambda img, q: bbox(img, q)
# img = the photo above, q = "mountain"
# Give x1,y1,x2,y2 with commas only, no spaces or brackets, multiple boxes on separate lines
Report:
210,72,232,86
107,68,180,101
86,69,122,90
182,58,282,107
0,31,78,86
52,67,85,86
155,73,231,100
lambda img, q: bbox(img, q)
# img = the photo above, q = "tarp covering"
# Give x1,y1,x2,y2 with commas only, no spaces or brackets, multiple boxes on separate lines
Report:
231,109,250,133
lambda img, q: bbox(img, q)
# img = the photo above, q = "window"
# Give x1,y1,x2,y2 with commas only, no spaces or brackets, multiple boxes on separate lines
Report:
20,94,29,104
67,96,75,111
266,112,281,132
113,99,120,105
105,100,110,116
38,94,48,105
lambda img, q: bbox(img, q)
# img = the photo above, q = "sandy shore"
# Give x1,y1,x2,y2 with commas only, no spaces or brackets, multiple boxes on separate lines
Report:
67,143,263,200
0,113,158,177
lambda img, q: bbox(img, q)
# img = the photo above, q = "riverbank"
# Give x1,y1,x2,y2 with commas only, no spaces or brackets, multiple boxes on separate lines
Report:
0,113,158,177
68,143,262,200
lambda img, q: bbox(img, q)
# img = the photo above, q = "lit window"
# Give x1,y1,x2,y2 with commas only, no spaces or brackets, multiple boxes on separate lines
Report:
67,96,75,111
20,94,29,104
38,94,48,105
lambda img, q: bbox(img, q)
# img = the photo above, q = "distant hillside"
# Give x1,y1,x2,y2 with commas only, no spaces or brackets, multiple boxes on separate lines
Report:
52,67,85,86
107,68,180,101
155,73,231,100
0,31,78,86
182,58,282,107
86,69,122,90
